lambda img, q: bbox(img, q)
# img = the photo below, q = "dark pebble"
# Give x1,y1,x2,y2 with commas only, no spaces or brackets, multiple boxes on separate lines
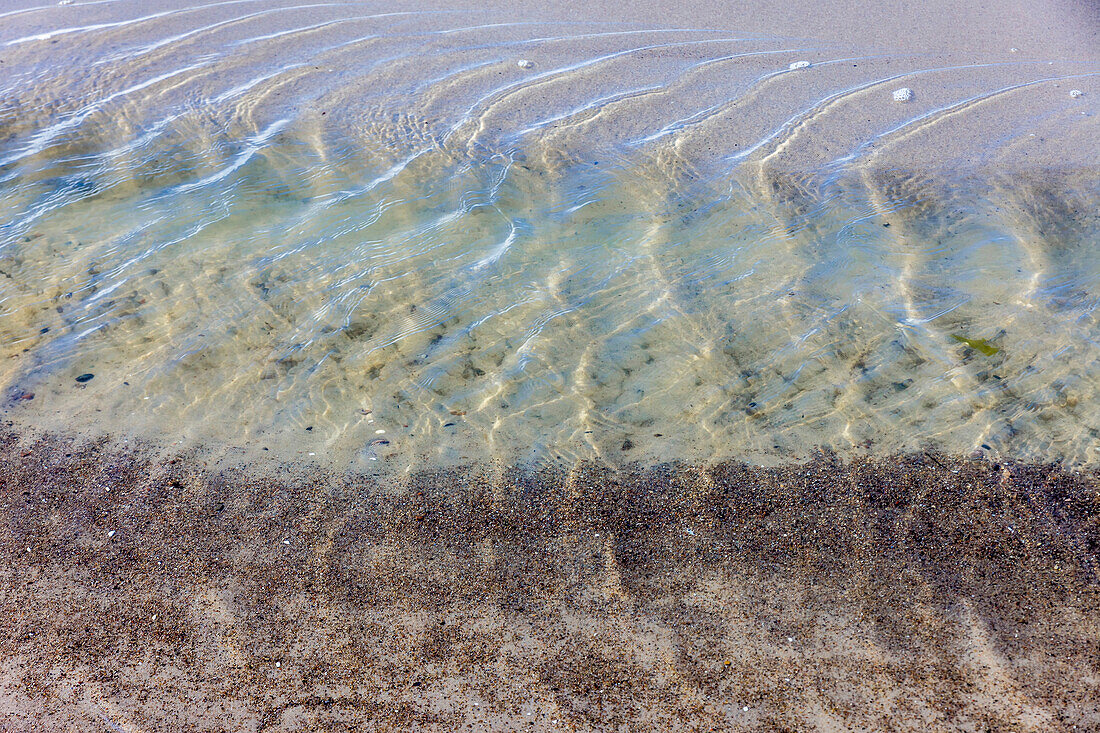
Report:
75,373,94,383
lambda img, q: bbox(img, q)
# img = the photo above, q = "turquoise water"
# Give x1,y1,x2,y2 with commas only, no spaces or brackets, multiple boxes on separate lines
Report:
1,2,1098,469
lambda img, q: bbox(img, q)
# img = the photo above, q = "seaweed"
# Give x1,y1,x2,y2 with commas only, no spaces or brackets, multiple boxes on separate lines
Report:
951,334,1000,356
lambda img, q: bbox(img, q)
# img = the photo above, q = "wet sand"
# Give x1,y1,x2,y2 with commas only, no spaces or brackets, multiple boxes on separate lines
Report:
2,428,1098,731
2,0,1097,177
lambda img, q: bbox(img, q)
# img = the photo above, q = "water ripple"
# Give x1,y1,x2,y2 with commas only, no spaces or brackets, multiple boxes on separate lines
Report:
0,7,1098,468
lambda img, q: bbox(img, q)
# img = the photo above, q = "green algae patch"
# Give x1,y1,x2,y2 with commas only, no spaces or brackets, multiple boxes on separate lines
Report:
952,334,1000,356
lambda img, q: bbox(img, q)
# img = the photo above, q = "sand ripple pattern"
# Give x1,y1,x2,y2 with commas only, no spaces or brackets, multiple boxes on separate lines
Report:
1,1,1098,468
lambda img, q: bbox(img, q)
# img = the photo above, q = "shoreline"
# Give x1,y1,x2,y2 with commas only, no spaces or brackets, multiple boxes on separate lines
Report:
3,428,1098,730
1,2,1099,729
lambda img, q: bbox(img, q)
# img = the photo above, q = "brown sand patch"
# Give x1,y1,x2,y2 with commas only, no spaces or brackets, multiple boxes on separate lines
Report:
1,430,1098,731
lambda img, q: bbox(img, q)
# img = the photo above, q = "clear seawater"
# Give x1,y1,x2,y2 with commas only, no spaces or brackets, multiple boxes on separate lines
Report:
1,1,1098,470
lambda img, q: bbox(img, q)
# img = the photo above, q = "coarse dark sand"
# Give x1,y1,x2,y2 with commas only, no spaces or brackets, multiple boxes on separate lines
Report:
1,428,1098,731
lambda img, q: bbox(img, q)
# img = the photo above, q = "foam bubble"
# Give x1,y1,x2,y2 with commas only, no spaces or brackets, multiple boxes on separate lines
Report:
892,87,914,102
1069,89,1083,98
517,60,534,69
788,61,811,70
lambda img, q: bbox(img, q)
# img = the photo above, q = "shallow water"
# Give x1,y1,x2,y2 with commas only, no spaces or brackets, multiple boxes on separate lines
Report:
1,1,1099,470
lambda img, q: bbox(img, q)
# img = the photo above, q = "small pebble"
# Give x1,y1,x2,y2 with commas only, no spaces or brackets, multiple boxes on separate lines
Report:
1069,89,1083,98
75,373,94,383
788,60,811,70
517,59,534,69
282,539,290,545
107,530,115,538
892,87,913,102
375,429,386,434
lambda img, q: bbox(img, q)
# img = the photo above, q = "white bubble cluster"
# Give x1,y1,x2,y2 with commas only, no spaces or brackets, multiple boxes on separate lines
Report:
516,59,534,69
788,60,811,70
892,87,914,102
1069,89,1083,98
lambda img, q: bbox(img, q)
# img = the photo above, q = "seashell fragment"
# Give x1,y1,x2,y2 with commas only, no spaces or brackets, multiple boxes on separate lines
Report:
892,87,914,102
788,60,811,70
517,59,534,69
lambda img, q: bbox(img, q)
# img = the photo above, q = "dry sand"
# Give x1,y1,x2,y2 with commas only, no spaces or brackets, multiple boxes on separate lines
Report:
2,429,1099,731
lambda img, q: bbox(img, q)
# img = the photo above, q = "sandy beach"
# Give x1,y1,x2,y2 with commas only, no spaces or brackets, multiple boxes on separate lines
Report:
2,0,1100,730
2,429,1099,730
0,0,1096,176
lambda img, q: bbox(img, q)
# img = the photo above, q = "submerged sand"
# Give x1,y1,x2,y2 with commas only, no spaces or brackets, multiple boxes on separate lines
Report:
1,429,1098,731
1,0,1097,177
